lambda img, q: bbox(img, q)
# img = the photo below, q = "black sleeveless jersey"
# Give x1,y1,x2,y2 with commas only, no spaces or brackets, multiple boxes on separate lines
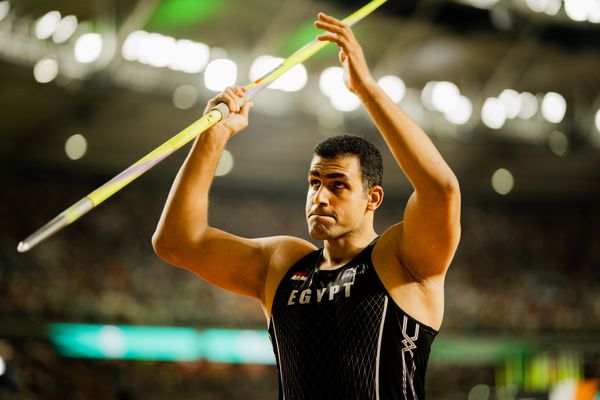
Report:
268,240,437,400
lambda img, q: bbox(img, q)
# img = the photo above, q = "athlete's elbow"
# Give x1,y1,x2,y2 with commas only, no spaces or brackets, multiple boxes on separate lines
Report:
428,172,460,205
152,230,176,264
152,229,186,265
419,174,460,203
444,175,460,202
442,177,461,219
152,226,208,266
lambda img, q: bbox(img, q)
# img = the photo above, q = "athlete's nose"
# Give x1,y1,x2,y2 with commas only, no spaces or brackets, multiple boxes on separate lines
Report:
313,185,329,206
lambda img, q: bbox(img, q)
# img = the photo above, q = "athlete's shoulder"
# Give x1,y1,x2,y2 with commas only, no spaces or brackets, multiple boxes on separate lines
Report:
266,236,317,279
260,235,317,262
372,223,403,258
260,236,317,312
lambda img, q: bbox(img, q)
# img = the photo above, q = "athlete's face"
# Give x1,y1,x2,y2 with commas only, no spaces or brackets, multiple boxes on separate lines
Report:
306,155,377,240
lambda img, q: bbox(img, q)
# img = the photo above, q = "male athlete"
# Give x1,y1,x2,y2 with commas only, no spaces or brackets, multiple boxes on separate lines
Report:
153,12,460,400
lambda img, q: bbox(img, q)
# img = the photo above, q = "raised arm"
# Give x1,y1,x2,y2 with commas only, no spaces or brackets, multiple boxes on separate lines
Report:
153,87,276,300
315,13,461,281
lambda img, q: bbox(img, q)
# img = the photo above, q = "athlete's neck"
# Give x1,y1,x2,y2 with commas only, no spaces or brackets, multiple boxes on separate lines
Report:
320,230,378,271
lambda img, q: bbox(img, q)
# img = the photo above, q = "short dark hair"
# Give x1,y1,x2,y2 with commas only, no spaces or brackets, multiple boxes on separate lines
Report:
313,134,383,190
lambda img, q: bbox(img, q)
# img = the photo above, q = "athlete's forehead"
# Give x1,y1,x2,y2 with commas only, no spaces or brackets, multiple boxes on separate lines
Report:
308,155,361,180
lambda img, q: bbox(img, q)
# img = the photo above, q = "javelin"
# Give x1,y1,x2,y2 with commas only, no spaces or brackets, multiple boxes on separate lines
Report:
17,0,387,253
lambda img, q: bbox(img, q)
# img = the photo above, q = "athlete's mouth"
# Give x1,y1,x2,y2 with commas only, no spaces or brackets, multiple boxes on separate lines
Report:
309,211,335,220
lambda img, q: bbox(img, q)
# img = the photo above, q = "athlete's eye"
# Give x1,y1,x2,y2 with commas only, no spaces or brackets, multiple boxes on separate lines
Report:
333,181,347,189
309,179,321,188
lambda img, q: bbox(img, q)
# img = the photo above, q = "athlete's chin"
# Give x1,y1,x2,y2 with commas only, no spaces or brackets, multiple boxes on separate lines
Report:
308,230,329,240
307,223,341,240
307,223,334,240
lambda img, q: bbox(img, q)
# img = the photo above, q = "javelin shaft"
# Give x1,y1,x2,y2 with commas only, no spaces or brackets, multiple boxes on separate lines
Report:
17,0,388,253
245,0,387,96
17,107,226,253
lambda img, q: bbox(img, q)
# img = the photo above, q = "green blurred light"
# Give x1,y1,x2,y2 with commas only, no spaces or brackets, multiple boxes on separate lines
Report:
430,336,536,365
280,21,337,59
204,329,274,364
51,324,543,367
49,324,201,361
146,0,225,31
48,323,275,364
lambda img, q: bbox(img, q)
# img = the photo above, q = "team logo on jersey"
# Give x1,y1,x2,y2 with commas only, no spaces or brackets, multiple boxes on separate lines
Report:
291,271,309,281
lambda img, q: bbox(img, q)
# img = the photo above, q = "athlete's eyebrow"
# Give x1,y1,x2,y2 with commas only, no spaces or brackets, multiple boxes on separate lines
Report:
308,170,349,180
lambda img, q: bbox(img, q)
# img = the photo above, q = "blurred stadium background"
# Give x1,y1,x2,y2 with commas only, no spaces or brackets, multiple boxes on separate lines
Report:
1,0,600,398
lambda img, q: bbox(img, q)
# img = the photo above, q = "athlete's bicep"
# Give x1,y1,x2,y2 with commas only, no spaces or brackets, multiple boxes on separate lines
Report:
397,189,461,280
155,227,275,299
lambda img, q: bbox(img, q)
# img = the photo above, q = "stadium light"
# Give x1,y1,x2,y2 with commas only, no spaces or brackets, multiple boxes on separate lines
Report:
74,33,103,64
319,66,360,112
0,1,10,22
52,15,78,43
33,58,58,83
377,75,406,103
491,168,514,195
541,92,567,123
204,58,237,91
35,11,61,40
482,98,507,129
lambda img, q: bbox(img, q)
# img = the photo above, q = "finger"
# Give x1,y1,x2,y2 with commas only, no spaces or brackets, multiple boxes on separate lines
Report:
221,91,239,113
229,88,247,112
239,101,253,117
226,85,243,99
318,12,345,26
204,96,221,114
317,14,357,44
206,99,217,110
227,86,247,111
314,20,347,37
314,21,348,35
316,33,348,49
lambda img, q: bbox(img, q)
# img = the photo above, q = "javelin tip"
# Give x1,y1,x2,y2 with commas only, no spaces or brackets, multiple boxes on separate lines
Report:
17,241,30,253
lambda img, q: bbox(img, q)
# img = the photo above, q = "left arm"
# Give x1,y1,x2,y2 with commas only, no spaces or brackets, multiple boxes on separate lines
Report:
315,13,461,281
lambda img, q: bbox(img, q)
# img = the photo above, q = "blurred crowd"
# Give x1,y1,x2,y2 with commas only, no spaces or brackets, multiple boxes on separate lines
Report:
2,171,599,333
446,204,600,332
0,337,278,400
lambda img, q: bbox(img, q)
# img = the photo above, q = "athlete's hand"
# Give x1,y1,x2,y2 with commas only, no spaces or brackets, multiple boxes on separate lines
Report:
315,12,375,96
204,86,253,138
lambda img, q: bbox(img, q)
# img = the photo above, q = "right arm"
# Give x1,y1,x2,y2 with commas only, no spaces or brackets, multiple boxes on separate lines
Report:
152,87,294,301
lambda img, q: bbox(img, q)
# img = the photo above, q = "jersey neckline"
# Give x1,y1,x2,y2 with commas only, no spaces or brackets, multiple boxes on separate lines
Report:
315,236,379,273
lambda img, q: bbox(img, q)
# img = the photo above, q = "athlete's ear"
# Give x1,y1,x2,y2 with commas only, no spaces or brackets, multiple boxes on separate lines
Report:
366,186,384,211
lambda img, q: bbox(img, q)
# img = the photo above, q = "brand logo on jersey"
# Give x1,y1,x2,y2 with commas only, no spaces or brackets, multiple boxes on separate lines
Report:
356,263,367,275
341,268,356,282
290,272,308,281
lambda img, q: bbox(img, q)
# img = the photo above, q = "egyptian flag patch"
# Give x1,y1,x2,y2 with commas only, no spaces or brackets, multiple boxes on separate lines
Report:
291,271,309,281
